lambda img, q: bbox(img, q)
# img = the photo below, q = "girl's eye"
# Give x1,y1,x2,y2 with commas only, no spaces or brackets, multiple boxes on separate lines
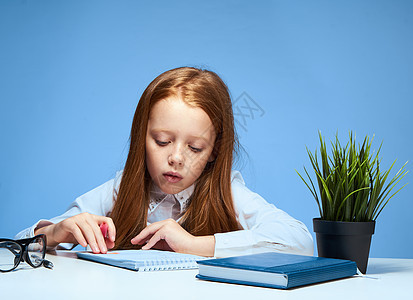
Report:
189,145,203,153
155,140,169,146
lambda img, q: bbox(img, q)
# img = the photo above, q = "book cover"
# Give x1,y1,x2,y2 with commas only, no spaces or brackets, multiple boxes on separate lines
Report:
77,249,206,271
196,252,357,289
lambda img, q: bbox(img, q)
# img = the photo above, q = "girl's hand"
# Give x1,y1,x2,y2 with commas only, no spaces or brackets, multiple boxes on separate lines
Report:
130,219,215,257
34,212,116,254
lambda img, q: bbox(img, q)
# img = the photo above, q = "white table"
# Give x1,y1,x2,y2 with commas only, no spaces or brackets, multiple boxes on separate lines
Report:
1,251,412,299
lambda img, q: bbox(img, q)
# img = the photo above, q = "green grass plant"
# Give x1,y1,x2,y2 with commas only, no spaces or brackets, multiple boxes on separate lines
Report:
297,132,408,222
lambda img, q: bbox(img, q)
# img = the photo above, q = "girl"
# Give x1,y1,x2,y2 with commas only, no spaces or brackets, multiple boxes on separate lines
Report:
16,67,313,257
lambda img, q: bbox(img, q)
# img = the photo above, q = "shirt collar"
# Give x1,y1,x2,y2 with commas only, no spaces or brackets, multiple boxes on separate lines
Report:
149,183,195,213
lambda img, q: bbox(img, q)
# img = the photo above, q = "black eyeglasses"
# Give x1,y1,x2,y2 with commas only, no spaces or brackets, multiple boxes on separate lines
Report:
0,234,53,272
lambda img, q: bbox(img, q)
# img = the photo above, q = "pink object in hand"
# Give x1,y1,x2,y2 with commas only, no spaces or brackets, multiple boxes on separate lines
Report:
100,223,109,238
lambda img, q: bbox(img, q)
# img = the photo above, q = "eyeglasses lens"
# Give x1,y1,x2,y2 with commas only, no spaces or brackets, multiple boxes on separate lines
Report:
27,236,45,267
0,241,22,272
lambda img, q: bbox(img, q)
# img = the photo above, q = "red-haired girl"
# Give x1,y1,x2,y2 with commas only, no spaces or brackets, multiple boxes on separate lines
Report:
17,67,313,257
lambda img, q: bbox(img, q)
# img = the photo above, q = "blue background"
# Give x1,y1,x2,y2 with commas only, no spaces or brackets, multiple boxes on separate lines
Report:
1,0,412,258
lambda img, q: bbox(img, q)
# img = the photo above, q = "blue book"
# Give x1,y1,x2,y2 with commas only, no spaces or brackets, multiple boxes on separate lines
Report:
196,252,357,289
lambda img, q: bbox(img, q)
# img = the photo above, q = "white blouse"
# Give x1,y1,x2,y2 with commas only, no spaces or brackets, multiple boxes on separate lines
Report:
15,170,314,257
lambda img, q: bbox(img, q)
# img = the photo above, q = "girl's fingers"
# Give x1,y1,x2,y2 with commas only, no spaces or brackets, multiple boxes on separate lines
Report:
83,215,116,253
99,222,115,250
73,217,104,253
106,240,115,250
131,222,162,244
87,218,108,253
77,222,100,253
54,213,116,253
69,224,88,248
105,217,116,242
94,216,116,251
130,219,195,253
141,230,163,250
94,216,116,243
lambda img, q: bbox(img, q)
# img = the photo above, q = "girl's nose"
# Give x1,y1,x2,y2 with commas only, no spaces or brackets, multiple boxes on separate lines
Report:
168,146,184,166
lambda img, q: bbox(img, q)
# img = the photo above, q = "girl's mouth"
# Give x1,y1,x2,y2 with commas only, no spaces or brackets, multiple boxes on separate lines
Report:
163,172,183,183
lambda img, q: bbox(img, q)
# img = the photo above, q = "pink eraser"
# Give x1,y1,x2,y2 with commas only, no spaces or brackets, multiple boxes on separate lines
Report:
100,223,109,238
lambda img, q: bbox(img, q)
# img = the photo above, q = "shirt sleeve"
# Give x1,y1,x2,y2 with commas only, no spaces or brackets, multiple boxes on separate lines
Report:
214,171,314,258
14,172,121,249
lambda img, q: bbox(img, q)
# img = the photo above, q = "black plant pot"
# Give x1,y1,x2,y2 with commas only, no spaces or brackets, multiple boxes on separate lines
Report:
313,218,375,274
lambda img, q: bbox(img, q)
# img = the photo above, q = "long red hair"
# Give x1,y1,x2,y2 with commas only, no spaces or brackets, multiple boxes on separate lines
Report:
110,67,241,249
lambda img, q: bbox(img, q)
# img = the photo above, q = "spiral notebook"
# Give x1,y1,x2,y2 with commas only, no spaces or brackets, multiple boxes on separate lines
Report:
77,249,207,271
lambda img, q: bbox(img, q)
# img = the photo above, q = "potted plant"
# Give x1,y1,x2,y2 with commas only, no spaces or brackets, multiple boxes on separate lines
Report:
297,131,408,273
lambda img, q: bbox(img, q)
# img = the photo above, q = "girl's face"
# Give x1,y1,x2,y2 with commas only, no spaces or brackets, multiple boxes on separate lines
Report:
145,97,216,194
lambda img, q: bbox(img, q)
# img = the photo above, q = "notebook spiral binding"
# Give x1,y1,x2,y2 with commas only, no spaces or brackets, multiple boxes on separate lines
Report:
139,257,199,271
